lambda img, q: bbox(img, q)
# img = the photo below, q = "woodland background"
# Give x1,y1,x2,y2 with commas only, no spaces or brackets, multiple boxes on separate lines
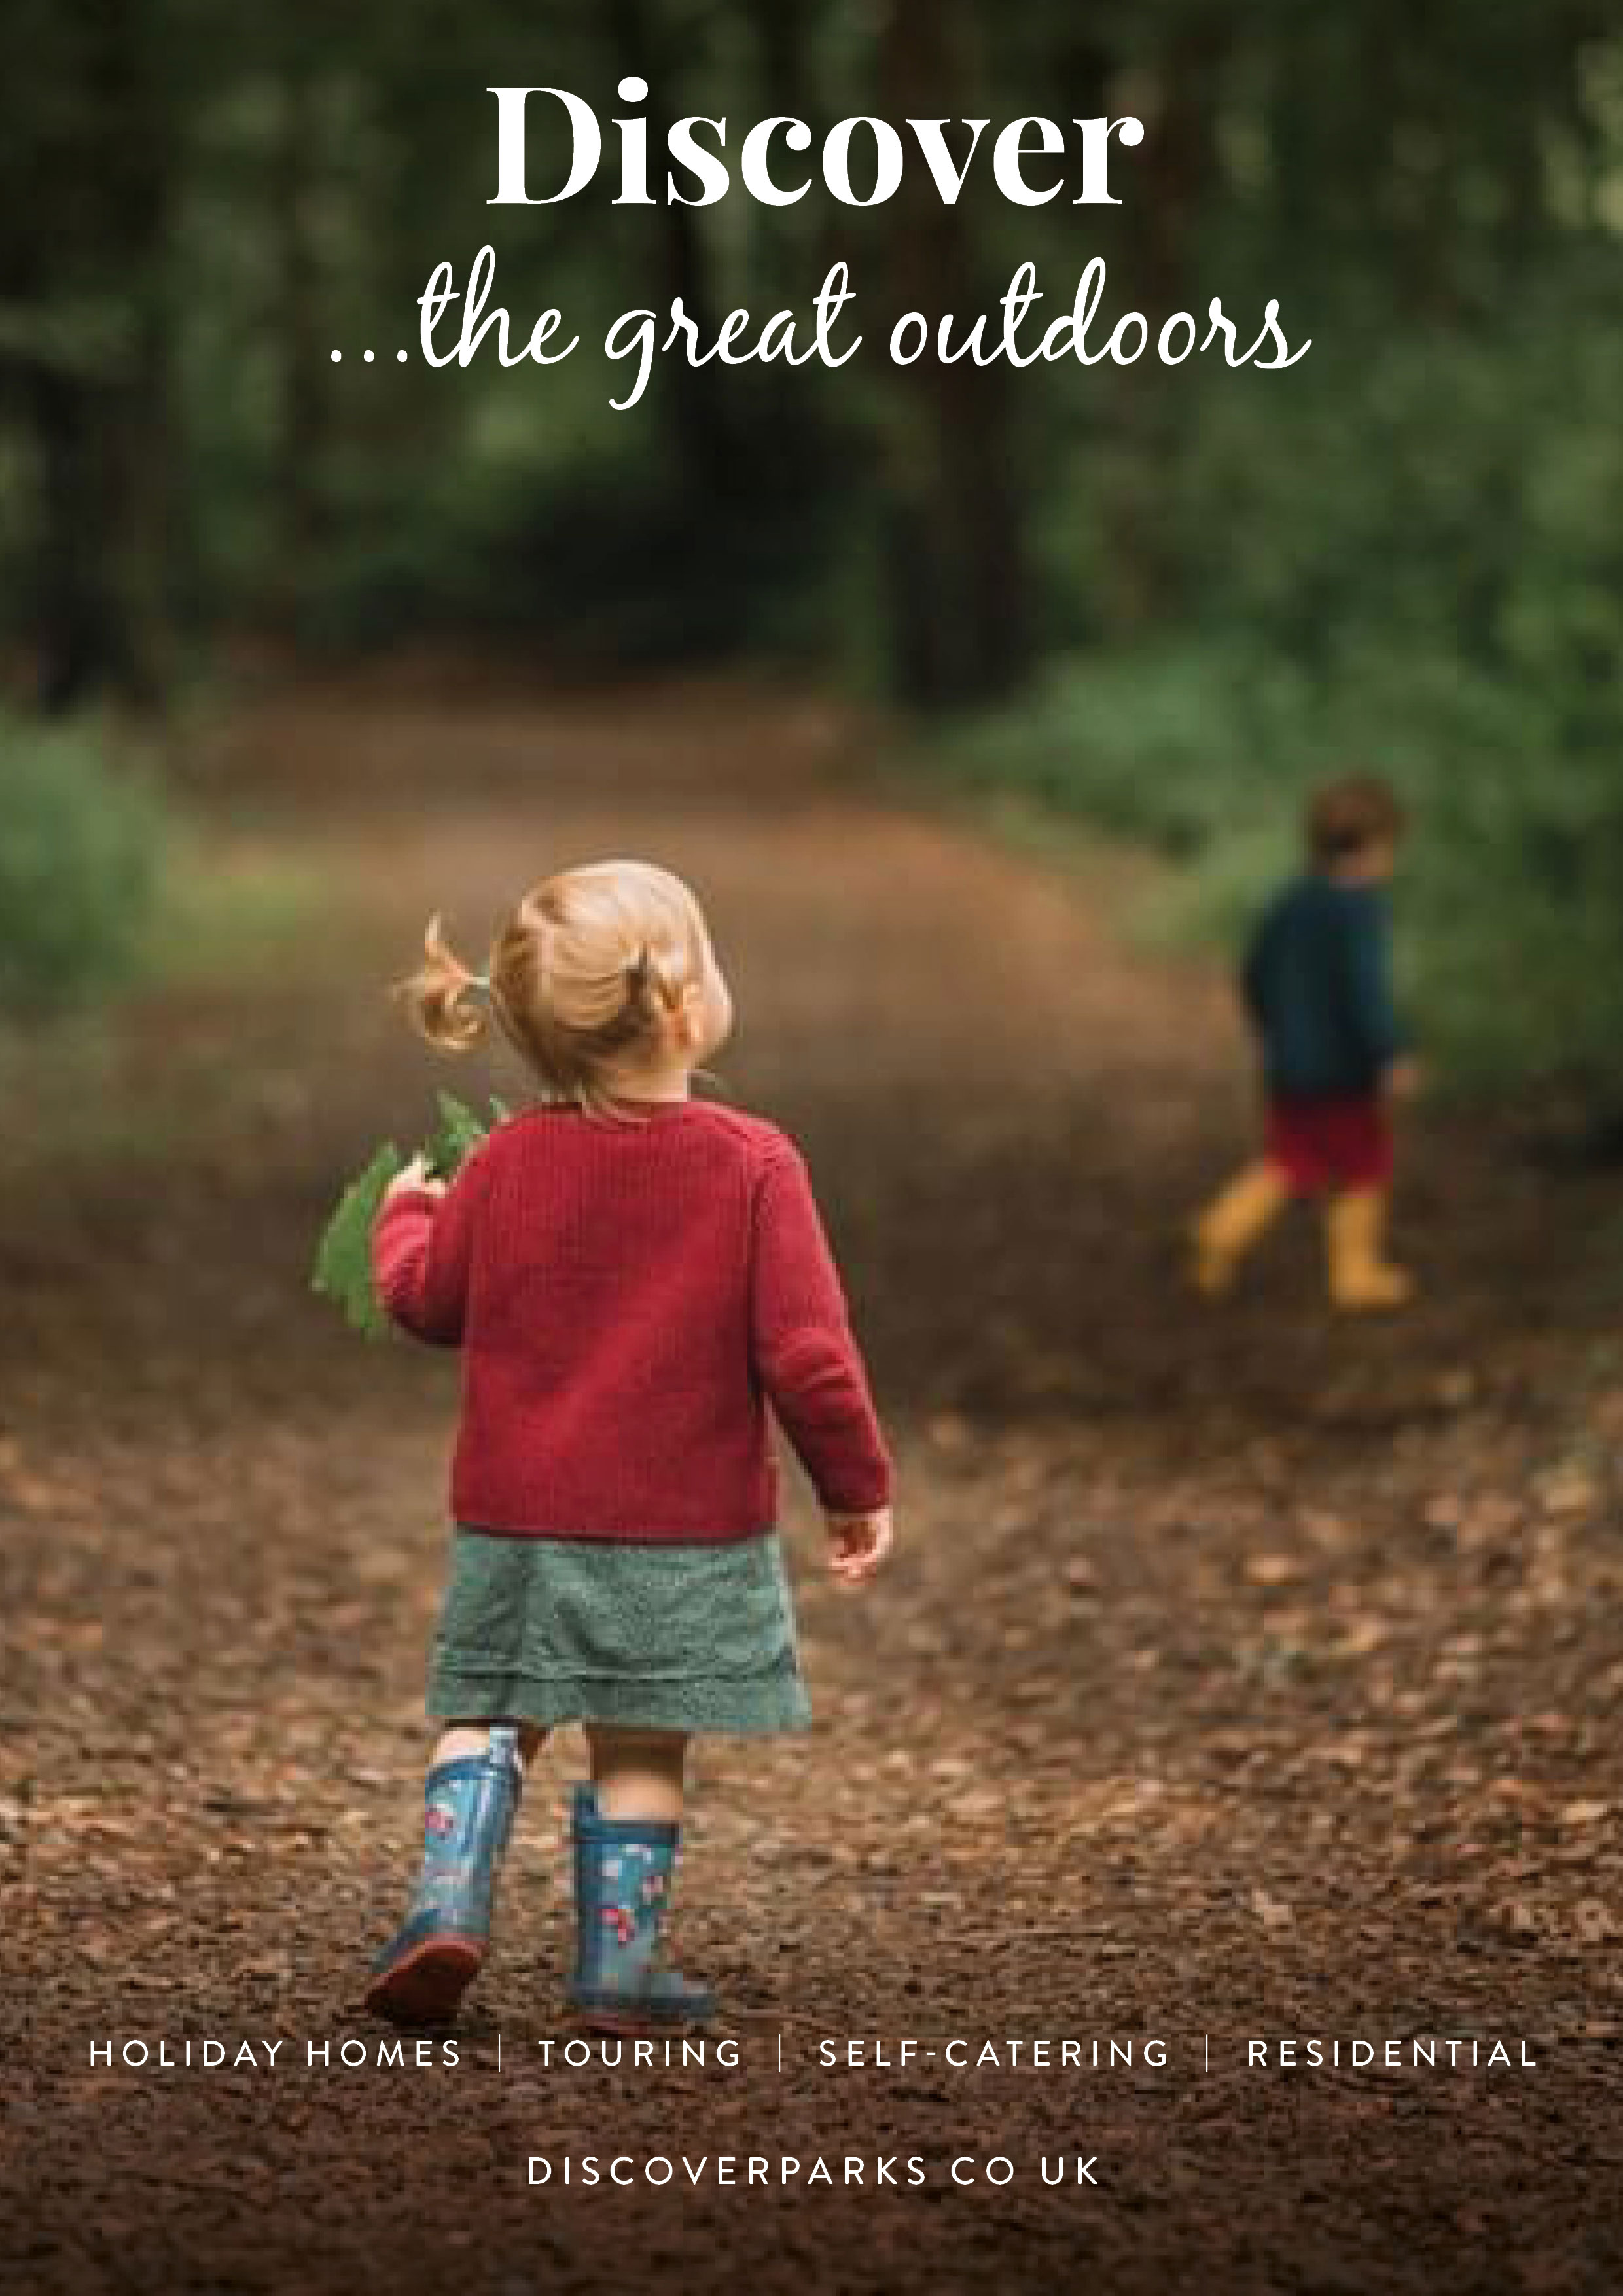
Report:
7,15,1623,2291
4,0,1623,1094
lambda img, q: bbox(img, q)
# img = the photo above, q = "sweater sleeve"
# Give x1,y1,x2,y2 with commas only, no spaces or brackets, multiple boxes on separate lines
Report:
371,1161,485,1348
750,1145,891,1516
1340,892,1406,1073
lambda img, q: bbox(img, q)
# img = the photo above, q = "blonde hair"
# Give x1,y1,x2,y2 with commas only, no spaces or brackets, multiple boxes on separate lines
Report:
402,861,713,1115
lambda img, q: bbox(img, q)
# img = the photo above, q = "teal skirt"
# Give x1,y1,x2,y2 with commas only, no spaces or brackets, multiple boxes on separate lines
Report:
425,1527,812,1736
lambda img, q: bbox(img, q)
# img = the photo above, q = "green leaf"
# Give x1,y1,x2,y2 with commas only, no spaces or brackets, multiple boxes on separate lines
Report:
310,1097,513,1340
427,1090,489,1179
310,1142,406,1339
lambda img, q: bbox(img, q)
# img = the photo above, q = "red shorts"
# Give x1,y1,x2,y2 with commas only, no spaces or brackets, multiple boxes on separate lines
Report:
1264,1094,1391,1194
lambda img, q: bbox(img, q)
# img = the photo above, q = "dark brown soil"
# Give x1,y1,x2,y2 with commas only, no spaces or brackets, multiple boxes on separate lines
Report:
4,673,1622,2296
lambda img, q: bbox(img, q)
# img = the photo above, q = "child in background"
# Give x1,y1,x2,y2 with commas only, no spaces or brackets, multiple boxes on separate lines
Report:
1192,776,1418,1310
363,861,893,2034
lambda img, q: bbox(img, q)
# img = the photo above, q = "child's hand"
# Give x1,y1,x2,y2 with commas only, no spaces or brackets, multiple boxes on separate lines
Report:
825,1507,893,1587
385,1154,446,1202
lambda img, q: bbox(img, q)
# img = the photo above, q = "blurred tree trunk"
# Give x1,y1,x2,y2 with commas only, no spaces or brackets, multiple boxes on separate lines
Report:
274,22,329,644
748,0,809,124
99,0,179,710
877,0,1031,708
1111,18,1226,634
27,362,111,713
1,0,177,712
611,0,732,493
1136,26,1223,320
744,0,813,302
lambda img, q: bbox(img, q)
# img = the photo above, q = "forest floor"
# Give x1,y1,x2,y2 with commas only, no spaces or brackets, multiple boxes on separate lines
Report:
4,669,1623,2296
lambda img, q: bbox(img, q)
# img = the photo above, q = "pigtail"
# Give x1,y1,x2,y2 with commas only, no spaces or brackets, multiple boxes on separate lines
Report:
624,943,679,1025
400,914,489,1054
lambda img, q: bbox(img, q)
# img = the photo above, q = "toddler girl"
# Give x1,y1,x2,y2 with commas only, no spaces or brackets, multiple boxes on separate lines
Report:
363,860,893,2034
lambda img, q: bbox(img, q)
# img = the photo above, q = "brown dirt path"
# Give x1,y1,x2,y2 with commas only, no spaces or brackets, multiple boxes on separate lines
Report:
4,673,1623,2296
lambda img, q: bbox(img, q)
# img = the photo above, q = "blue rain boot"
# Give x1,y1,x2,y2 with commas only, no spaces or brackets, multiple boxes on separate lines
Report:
565,1784,715,2034
365,1726,523,2026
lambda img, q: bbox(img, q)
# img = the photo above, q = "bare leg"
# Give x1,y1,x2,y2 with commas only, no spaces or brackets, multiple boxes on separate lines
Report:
435,1721,547,1768
585,1725,688,1823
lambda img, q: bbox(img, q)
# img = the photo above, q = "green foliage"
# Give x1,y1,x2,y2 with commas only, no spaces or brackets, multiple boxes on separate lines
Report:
426,1088,510,1178
938,242,1623,1104
310,1092,510,1339
310,1142,405,1340
10,0,1623,1098
289,411,857,668
0,717,169,1018
943,629,1623,1101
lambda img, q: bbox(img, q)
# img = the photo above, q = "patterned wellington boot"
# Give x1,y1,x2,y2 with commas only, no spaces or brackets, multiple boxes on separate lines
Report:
565,1784,715,2036
365,1726,523,2026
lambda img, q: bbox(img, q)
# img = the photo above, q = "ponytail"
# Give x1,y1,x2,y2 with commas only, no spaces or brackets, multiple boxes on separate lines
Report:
401,914,489,1053
625,943,680,1023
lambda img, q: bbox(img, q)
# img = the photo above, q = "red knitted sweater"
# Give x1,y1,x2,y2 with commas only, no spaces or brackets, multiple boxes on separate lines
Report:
370,1100,891,1541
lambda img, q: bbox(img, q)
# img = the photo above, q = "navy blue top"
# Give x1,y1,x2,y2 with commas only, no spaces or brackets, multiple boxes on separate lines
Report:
1241,874,1404,1099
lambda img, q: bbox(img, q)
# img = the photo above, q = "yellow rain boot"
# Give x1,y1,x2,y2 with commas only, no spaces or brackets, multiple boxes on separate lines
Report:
1191,1164,1291,1297
1326,1189,1413,1311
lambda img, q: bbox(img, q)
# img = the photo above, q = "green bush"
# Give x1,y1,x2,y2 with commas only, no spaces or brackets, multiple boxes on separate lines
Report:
0,716,169,1018
939,256,1623,1106
942,635,1623,1102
